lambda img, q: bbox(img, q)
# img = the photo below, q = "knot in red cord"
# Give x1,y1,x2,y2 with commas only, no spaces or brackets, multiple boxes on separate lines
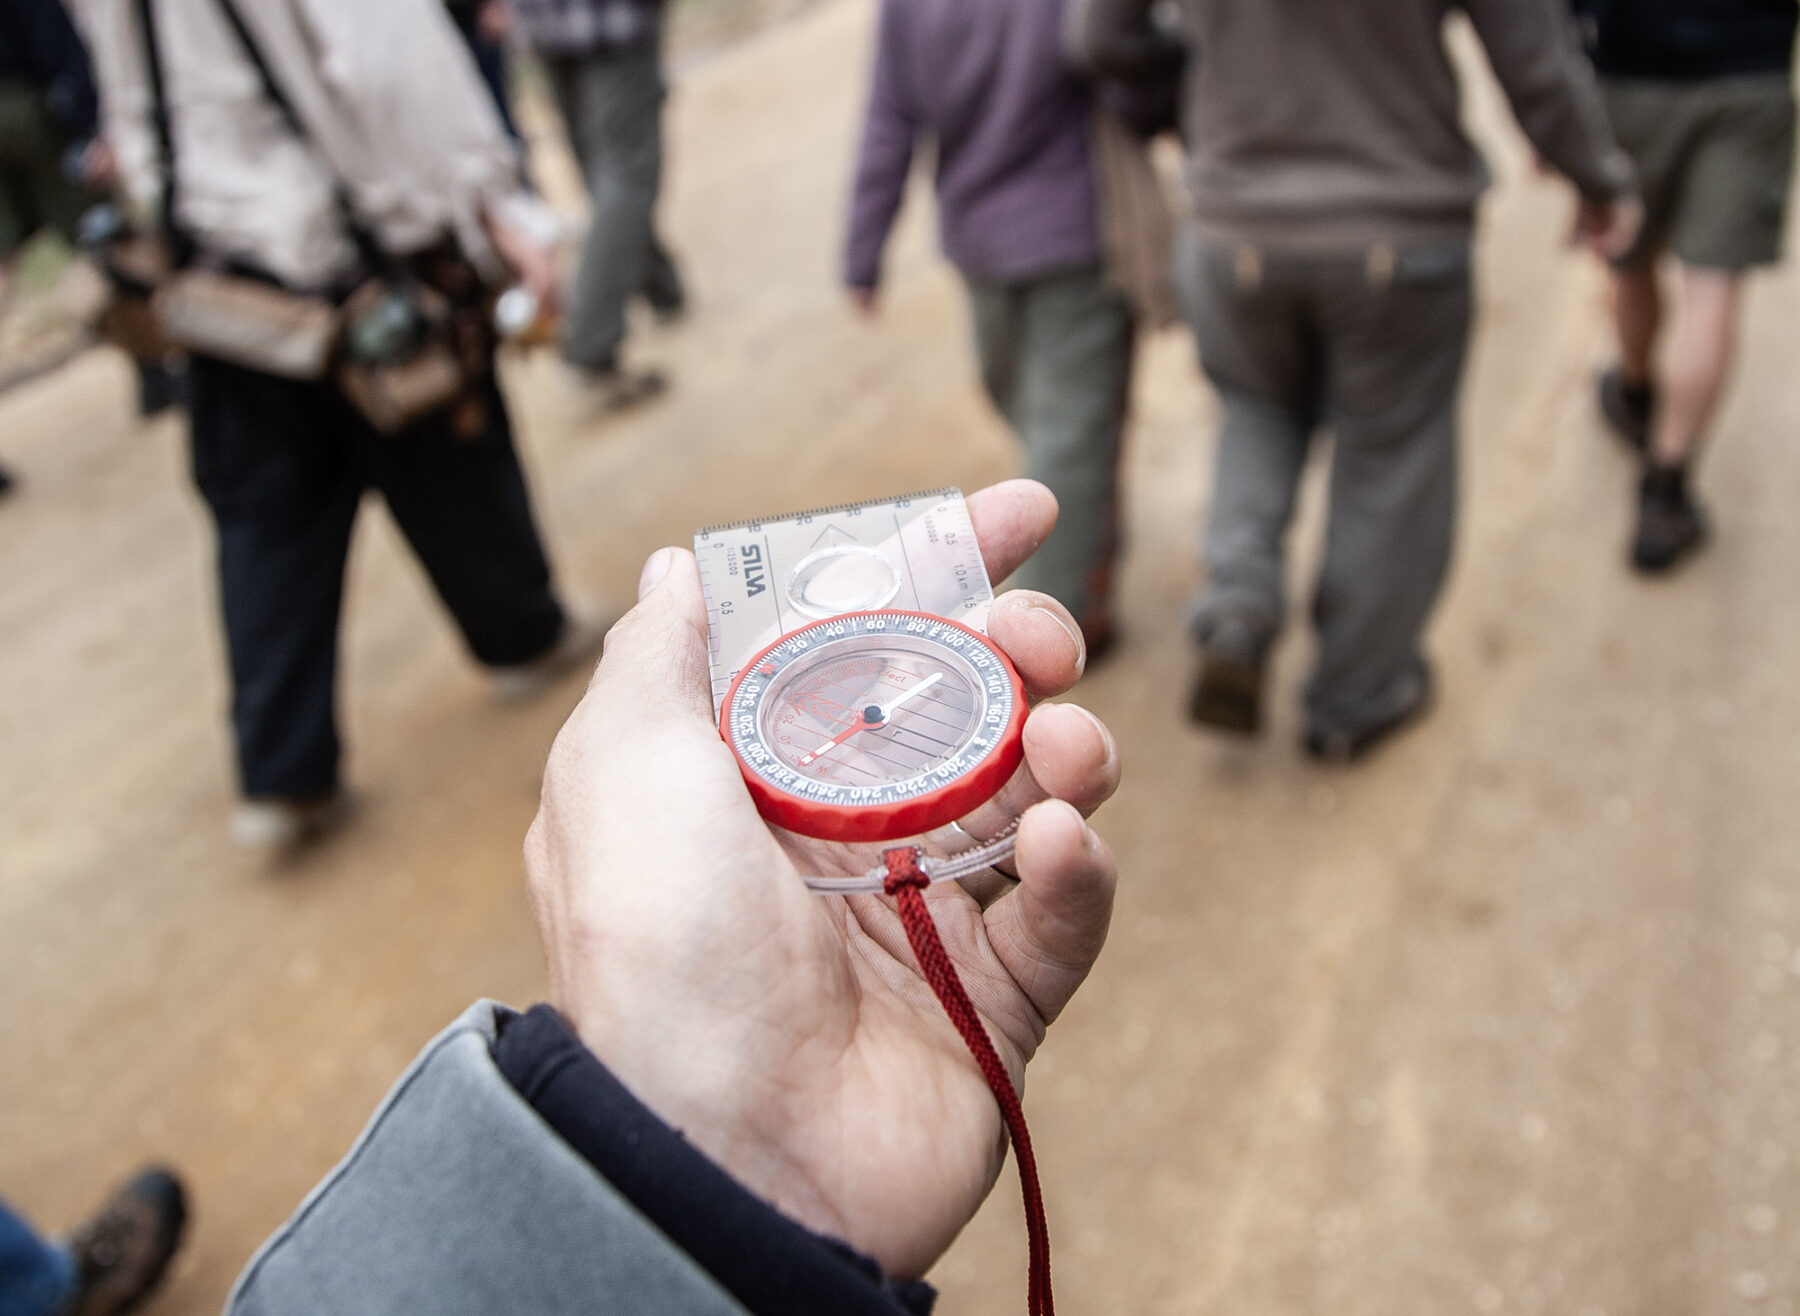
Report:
880,845,929,896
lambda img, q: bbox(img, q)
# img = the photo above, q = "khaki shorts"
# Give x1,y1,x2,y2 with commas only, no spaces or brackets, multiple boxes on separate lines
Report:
1602,74,1798,271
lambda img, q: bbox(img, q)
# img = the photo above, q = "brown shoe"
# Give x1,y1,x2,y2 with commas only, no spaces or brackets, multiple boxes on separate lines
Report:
63,1167,187,1316
1187,618,1268,734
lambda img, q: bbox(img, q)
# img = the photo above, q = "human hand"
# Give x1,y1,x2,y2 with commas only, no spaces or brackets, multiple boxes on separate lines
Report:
79,138,118,191
477,0,509,41
525,479,1119,1280
482,204,562,318
1574,193,1644,262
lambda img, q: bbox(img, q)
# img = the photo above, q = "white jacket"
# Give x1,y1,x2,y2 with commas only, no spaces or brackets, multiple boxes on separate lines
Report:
73,0,533,290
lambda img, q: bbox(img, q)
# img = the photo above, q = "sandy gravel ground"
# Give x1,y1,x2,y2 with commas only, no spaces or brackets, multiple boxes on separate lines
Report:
2,4,1797,1312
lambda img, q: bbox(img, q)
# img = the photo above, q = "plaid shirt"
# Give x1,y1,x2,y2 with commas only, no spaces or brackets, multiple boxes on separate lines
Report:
508,0,661,55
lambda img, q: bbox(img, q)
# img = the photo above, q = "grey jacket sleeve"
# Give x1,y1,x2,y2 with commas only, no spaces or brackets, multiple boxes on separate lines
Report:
226,1002,749,1316
1464,0,1635,202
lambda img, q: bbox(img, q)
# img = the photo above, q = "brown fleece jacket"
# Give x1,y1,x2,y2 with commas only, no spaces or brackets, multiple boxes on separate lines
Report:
1069,0,1635,250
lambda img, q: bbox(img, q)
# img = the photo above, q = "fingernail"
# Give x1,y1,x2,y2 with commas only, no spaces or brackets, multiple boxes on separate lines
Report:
638,548,676,600
1069,704,1117,773
1004,593,1086,675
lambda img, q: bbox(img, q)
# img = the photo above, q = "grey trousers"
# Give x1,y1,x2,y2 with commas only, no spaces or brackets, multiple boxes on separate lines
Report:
965,264,1134,637
547,43,682,370
1176,229,1472,736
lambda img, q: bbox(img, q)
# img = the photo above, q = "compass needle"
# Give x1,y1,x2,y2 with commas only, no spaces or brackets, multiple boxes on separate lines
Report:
797,670,946,766
878,670,943,720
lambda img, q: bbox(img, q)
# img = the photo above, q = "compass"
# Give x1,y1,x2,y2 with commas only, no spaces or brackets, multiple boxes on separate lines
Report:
720,610,1028,843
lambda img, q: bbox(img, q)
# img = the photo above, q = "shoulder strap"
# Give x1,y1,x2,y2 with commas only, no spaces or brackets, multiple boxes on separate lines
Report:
134,0,388,275
210,0,388,273
131,0,192,261
208,0,300,126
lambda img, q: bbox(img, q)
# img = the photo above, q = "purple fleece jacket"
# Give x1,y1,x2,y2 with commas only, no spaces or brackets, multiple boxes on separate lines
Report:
844,0,1100,290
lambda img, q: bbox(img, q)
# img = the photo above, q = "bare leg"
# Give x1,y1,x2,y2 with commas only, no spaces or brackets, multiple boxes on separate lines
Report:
1651,265,1742,467
1611,263,1661,388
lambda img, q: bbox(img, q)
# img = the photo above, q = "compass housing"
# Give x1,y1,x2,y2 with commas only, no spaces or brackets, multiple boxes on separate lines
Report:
720,610,1027,842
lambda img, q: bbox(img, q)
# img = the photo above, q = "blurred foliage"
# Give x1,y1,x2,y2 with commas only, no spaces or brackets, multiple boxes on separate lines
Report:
11,233,74,297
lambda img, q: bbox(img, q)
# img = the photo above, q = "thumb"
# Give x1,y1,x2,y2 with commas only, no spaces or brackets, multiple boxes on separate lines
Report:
587,547,717,727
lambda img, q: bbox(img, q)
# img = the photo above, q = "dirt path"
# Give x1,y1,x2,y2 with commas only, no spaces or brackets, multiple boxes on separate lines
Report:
3,6,1797,1312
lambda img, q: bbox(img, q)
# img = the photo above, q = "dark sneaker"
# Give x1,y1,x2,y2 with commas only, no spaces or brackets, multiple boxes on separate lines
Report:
1303,660,1433,764
1187,618,1268,734
1597,366,1652,452
1631,464,1707,574
64,1167,187,1316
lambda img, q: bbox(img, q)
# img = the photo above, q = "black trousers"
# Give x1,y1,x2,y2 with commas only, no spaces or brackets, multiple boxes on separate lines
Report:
188,357,565,799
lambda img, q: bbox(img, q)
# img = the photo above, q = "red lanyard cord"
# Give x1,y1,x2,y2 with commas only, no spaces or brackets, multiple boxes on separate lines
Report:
881,846,1054,1316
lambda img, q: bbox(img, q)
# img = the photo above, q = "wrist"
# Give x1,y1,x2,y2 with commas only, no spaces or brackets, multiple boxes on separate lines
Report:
557,992,849,1238
494,1005,936,1312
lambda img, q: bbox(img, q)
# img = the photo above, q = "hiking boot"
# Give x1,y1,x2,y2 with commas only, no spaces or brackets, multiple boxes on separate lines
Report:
490,606,615,701
1187,618,1268,734
230,789,349,850
1303,659,1434,764
1597,366,1652,452
63,1167,187,1316
1631,464,1707,574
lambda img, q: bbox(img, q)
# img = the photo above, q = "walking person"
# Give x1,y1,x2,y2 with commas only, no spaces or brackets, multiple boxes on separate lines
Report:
1073,0,1642,758
74,0,607,848
1,0,106,322
0,0,184,430
1578,0,1797,573
846,0,1149,655
509,0,683,411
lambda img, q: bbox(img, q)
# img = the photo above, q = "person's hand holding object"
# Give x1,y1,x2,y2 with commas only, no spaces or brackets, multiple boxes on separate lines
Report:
1574,192,1645,262
525,479,1120,1280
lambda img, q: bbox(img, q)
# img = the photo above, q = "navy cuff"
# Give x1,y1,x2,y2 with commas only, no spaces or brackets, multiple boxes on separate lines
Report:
493,1004,936,1316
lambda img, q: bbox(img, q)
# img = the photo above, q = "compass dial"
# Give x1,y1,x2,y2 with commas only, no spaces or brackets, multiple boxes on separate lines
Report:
721,611,1027,842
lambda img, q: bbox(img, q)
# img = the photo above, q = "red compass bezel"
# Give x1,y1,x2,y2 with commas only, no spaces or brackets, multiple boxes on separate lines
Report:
720,610,1028,843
